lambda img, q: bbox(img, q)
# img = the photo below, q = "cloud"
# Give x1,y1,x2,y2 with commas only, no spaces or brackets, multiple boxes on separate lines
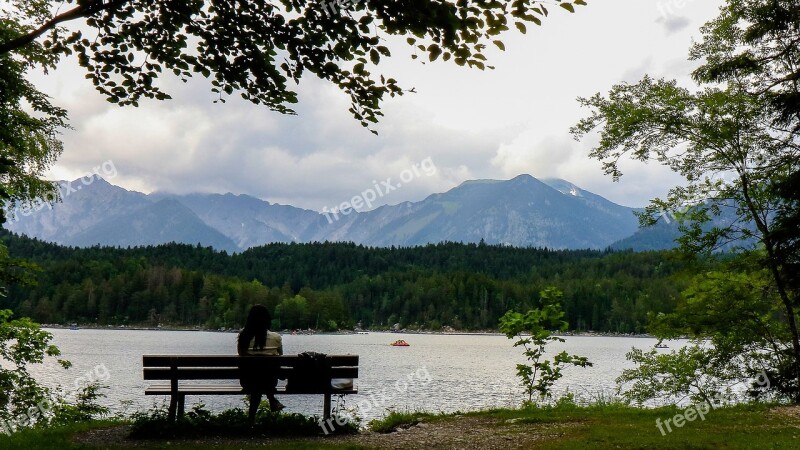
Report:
656,15,692,35
44,63,499,211
32,0,726,213
491,133,579,178
489,131,685,208
620,58,655,84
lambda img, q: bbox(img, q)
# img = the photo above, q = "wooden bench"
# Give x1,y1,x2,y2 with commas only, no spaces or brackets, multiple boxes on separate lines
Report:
142,354,358,421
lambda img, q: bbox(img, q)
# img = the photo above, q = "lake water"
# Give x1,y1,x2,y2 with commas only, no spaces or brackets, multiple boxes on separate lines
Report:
32,329,671,422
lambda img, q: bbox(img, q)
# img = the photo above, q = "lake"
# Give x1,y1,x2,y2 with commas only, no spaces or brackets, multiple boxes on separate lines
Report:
31,329,669,422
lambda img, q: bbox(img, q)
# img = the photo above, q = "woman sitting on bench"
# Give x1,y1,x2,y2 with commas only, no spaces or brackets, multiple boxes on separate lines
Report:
238,304,286,416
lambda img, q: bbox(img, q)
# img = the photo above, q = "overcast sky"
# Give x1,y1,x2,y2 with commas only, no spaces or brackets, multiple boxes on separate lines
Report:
32,0,723,212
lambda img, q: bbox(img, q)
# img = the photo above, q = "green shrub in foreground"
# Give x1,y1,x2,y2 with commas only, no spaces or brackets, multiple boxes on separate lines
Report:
129,403,358,439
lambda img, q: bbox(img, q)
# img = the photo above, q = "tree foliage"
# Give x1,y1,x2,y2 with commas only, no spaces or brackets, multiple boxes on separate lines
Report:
0,309,70,428
1,231,693,333
691,0,800,129
0,19,65,217
1,0,586,130
572,77,795,253
771,170,800,293
647,258,798,402
619,256,789,404
1,6,68,301
573,0,800,402
499,287,591,402
617,343,763,408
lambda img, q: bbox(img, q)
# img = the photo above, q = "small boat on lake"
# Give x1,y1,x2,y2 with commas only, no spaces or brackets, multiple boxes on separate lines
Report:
655,343,669,349
390,339,409,347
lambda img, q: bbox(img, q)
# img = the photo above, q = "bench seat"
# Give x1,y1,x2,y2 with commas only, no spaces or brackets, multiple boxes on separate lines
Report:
142,354,359,421
145,384,358,396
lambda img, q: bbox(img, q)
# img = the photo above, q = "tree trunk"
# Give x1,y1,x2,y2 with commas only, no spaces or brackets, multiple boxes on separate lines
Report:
741,174,800,402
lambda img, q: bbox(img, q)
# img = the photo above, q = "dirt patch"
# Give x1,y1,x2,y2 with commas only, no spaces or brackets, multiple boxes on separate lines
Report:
73,424,326,448
334,415,579,450
769,405,800,420
73,416,580,449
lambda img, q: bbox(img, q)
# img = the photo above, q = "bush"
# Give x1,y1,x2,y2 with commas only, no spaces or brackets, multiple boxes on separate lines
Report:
0,310,71,433
129,402,358,439
49,384,111,425
499,287,592,403
368,411,435,433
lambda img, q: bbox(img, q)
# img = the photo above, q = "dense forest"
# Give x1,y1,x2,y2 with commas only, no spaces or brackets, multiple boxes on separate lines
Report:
0,231,704,333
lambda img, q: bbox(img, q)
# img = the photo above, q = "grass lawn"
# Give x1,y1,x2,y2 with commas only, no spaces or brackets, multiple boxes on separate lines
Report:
0,420,366,450
1,403,798,449
0,421,120,450
461,403,800,449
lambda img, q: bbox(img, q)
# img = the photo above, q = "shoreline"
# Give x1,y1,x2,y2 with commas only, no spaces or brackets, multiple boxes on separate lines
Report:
41,324,658,339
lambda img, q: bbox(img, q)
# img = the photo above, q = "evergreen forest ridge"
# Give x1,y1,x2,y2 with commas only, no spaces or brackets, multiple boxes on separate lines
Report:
0,230,699,333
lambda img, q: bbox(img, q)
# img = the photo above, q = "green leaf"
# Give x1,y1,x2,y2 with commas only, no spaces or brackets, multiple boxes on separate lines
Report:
428,45,442,62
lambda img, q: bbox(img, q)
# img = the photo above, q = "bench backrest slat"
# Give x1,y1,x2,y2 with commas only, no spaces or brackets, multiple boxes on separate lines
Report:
142,355,358,383
143,355,358,368
143,366,358,381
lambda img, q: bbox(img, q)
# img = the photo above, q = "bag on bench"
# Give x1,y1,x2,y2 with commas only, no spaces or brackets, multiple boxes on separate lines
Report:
285,351,328,392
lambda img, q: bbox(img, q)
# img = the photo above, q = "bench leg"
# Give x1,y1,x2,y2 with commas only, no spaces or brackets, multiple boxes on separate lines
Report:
168,395,178,422
177,394,186,418
324,393,332,420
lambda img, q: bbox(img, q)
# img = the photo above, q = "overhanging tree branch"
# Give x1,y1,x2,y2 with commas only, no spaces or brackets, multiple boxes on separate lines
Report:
0,0,129,56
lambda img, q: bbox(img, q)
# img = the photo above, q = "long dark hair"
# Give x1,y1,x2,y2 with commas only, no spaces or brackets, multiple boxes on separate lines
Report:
238,304,271,354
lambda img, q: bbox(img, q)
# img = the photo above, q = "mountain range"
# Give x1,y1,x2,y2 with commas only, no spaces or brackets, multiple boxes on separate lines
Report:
2,174,682,252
